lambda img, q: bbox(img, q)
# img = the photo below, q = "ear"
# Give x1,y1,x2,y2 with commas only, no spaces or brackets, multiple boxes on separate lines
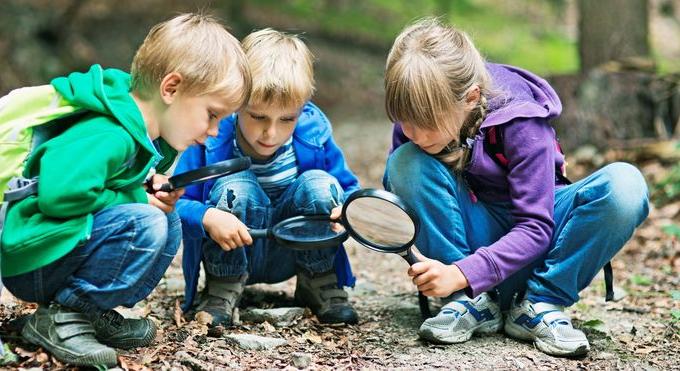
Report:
159,72,183,104
464,85,481,111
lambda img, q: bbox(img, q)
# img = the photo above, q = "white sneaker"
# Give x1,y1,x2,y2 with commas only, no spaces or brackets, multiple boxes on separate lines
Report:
418,292,502,344
504,299,590,356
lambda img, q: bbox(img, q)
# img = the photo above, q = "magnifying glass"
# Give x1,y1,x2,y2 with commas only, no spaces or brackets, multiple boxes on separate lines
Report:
249,215,349,250
340,188,432,319
148,157,252,193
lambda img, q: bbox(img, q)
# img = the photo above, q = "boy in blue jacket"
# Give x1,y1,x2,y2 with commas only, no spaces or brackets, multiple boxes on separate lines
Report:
176,29,360,326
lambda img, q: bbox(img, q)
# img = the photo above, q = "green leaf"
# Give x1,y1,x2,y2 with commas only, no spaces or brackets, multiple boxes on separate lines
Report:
662,224,680,238
630,274,653,286
0,344,19,366
671,291,680,301
582,319,605,328
671,309,680,321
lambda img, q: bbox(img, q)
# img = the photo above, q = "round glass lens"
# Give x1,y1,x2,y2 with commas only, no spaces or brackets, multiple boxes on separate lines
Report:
344,197,415,249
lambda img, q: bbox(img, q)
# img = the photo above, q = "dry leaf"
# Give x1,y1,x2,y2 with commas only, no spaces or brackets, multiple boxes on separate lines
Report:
195,310,214,325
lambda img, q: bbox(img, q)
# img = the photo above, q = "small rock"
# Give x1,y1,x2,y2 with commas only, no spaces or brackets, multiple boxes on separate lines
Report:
225,334,287,350
611,286,627,302
594,351,616,360
241,307,305,326
291,352,312,369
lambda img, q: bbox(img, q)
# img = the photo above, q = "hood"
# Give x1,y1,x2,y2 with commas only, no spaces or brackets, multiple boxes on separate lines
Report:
50,64,157,156
482,63,562,128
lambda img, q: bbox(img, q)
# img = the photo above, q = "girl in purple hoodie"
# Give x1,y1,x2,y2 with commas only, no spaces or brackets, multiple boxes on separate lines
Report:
383,18,649,357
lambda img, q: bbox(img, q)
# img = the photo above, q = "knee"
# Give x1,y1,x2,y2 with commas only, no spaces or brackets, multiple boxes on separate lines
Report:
209,170,269,211
294,170,343,212
132,204,170,250
595,162,649,224
386,142,451,197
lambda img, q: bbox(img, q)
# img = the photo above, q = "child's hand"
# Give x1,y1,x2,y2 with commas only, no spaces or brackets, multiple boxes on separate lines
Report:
203,208,253,251
145,174,185,213
407,249,469,297
329,205,344,233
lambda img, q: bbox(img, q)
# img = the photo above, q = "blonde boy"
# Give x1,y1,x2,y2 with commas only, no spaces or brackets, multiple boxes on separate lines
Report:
176,29,360,326
1,13,250,367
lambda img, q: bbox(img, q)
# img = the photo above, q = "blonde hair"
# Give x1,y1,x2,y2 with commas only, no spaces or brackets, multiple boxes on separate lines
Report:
385,18,492,173
131,13,251,108
242,28,315,107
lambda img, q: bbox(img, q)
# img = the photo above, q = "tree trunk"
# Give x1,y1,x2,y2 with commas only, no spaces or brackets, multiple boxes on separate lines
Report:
578,0,650,72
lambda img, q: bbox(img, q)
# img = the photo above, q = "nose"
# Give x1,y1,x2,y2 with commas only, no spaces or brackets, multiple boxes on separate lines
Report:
263,123,276,138
207,120,219,137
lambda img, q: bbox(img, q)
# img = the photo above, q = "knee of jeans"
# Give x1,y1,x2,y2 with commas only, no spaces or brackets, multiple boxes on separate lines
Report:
597,162,650,224
209,170,269,214
386,142,450,197
293,170,343,213
131,204,169,251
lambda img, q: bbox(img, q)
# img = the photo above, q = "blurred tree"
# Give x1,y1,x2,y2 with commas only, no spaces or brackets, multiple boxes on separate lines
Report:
578,0,650,72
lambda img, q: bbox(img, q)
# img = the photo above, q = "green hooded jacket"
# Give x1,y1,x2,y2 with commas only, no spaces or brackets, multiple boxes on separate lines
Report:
1,64,177,277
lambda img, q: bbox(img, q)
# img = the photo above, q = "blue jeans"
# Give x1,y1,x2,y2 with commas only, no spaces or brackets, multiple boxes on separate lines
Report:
3,204,181,314
202,169,342,284
385,143,649,308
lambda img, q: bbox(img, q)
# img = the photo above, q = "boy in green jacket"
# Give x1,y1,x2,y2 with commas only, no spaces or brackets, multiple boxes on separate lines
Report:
0,13,250,367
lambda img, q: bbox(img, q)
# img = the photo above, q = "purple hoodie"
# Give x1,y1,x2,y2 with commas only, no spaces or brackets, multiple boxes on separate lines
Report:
391,63,565,297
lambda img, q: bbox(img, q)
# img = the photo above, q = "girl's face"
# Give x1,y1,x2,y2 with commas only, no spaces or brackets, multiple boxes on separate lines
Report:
401,107,467,155
237,101,302,160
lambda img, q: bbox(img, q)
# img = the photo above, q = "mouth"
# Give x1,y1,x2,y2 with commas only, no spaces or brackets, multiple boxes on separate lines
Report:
257,141,277,149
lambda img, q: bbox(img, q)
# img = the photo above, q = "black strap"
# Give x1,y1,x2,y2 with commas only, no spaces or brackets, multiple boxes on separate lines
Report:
483,126,615,302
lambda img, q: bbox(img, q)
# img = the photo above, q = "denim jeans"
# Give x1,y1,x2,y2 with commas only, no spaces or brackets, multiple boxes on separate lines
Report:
202,169,342,284
385,142,649,308
3,204,181,314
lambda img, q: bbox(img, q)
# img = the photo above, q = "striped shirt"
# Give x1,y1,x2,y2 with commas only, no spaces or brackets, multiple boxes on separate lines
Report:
233,136,298,201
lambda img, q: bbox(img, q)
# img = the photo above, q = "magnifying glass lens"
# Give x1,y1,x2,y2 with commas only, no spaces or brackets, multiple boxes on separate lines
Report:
344,197,415,250
274,218,344,242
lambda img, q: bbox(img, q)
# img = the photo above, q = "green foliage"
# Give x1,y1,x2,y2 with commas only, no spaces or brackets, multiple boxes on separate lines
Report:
654,161,680,207
630,274,653,286
661,224,680,239
0,344,18,366
671,290,680,301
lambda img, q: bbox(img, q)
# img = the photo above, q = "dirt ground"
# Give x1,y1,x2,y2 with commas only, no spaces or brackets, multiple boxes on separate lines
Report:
1,120,679,370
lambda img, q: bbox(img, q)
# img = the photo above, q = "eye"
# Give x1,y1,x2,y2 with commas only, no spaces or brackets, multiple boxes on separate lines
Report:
250,113,266,121
208,111,218,120
280,117,296,123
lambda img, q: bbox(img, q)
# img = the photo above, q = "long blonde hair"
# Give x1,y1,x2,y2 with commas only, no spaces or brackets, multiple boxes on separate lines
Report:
385,18,491,173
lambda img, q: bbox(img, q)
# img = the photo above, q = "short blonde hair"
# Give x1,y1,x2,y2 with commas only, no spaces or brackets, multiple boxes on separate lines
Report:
385,18,491,135
241,28,314,107
131,13,251,108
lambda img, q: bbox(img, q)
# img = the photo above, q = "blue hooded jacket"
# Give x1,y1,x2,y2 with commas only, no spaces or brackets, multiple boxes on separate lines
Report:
176,102,360,311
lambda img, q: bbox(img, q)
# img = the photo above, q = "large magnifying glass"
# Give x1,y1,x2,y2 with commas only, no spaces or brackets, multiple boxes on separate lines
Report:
148,157,252,193
340,188,432,318
249,215,348,250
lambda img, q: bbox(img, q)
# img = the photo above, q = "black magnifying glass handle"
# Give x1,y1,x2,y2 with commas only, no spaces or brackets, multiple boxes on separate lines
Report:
249,229,273,239
402,248,420,266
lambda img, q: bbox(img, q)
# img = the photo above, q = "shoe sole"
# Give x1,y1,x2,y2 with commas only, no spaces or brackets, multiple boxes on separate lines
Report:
99,321,158,350
419,317,502,344
22,319,118,367
504,320,590,357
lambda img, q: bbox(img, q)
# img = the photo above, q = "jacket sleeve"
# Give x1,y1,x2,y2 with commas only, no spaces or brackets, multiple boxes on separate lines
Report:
35,128,146,217
175,144,211,239
455,119,556,297
323,133,361,200
391,123,409,153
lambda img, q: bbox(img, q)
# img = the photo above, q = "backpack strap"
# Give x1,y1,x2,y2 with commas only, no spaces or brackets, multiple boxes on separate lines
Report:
483,126,615,302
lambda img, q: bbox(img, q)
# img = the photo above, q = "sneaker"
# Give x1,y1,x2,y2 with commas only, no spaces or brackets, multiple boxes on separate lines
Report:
504,299,590,357
418,291,502,344
21,303,118,367
89,309,156,349
194,275,246,326
295,270,358,324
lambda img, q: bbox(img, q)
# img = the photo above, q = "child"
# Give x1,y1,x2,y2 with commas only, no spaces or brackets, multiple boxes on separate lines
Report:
176,29,360,326
0,13,250,367
383,18,648,357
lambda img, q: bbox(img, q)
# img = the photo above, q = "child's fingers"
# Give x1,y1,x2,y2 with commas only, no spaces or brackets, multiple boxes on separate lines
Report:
408,261,430,276
416,281,436,293
412,271,434,286
238,228,253,246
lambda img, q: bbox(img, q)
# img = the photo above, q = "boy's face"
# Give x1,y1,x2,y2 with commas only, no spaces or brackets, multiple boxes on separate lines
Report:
236,101,302,160
159,92,237,151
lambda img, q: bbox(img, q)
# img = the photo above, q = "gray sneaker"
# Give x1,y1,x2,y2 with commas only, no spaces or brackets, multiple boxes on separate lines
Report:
504,299,590,357
89,309,156,349
21,303,117,367
195,275,246,326
419,292,502,343
295,270,358,324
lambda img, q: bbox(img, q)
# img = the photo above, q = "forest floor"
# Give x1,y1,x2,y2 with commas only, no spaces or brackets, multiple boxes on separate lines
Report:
1,120,679,370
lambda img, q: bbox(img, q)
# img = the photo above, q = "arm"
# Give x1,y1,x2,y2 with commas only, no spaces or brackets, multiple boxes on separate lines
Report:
323,135,361,198
175,145,212,239
455,119,556,297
